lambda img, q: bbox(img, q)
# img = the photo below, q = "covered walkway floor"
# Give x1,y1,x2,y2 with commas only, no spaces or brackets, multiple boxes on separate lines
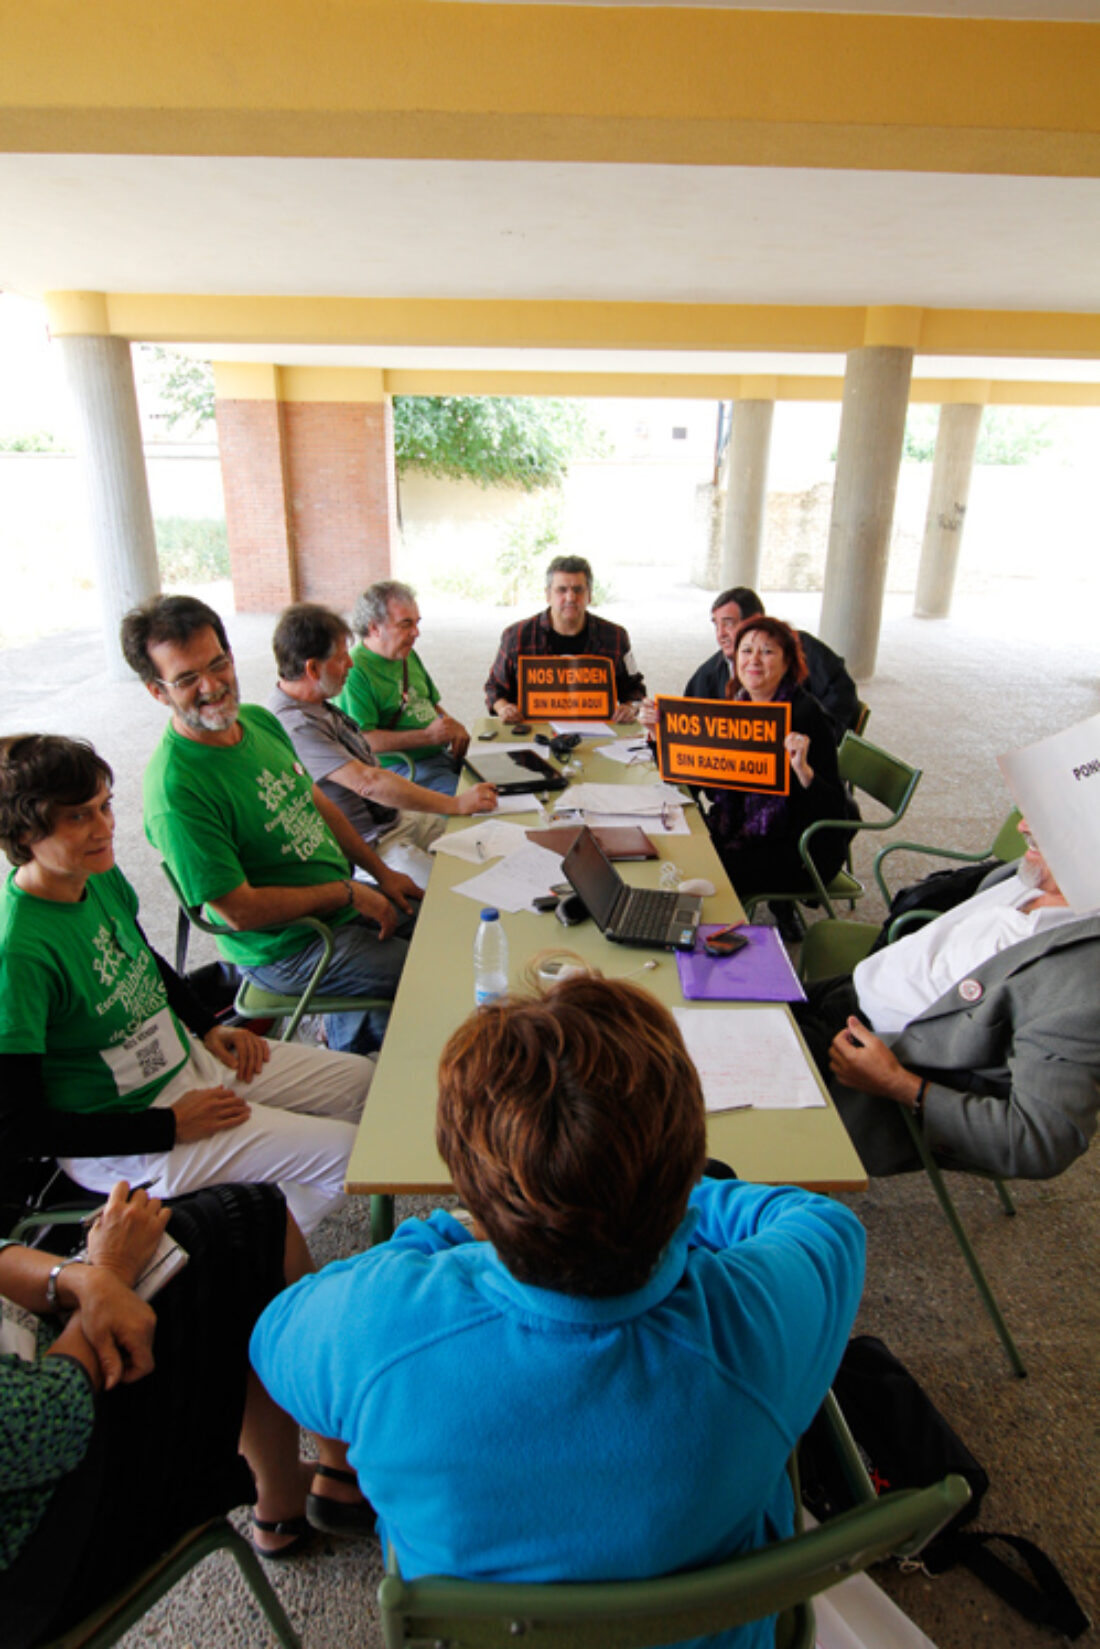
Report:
2,578,1097,1647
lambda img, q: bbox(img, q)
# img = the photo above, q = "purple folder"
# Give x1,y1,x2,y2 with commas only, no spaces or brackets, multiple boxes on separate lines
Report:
675,924,806,1003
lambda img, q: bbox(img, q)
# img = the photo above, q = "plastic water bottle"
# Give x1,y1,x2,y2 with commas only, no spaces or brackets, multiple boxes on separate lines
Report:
473,907,509,1006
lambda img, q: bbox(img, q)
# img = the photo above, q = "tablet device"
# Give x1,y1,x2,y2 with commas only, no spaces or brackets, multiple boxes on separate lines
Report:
463,749,569,795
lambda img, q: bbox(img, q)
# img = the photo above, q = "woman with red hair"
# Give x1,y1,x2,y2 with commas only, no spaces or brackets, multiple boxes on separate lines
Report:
705,615,851,904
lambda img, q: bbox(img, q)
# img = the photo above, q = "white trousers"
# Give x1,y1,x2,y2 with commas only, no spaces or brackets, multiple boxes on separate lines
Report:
61,1037,372,1236
374,810,446,889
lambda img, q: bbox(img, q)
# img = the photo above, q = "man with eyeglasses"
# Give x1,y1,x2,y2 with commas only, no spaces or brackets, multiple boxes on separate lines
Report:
793,817,1100,1181
335,581,470,796
121,595,420,1057
485,555,646,726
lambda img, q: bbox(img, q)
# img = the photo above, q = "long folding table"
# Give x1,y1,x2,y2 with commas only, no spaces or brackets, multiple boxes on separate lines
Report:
346,722,866,1235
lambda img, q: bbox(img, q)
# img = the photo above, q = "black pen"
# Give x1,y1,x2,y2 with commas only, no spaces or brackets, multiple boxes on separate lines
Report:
80,1177,159,1226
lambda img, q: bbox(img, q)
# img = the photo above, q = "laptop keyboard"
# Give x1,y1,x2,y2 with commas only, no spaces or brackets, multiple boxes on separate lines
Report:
619,887,677,942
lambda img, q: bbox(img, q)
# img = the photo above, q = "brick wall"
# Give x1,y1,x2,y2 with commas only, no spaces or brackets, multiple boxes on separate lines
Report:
284,400,395,610
215,396,396,614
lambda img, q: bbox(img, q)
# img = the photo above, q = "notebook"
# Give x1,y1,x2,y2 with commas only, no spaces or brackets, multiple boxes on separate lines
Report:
562,826,703,951
676,925,807,1003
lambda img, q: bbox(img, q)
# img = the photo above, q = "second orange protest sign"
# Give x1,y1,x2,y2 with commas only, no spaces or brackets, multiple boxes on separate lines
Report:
654,695,791,794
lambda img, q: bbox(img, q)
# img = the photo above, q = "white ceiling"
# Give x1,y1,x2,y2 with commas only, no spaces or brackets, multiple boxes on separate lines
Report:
3,156,1099,312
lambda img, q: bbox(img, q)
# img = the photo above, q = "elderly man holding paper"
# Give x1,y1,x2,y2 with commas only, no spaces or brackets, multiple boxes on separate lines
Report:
795,818,1100,1180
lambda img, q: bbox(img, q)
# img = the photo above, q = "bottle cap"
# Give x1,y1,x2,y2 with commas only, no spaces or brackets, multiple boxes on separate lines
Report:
479,907,500,921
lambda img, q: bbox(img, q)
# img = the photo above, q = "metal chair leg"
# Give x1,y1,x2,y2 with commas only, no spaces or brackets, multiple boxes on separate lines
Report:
371,1193,395,1245
902,1112,1027,1378
993,1177,1016,1216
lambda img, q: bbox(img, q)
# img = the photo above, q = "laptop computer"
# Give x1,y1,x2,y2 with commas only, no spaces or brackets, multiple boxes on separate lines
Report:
562,826,704,952
463,748,569,795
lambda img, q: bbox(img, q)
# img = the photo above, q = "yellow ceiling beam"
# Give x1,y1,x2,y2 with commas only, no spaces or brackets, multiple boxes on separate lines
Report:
207,366,1100,409
47,293,1100,363
5,3,1100,177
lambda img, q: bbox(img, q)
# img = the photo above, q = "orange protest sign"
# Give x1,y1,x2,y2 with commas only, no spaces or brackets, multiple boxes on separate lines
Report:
654,695,791,794
518,655,615,721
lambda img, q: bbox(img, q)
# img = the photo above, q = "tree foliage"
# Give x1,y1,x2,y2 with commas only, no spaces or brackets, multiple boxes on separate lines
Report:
137,347,216,434
902,406,1054,466
393,396,597,491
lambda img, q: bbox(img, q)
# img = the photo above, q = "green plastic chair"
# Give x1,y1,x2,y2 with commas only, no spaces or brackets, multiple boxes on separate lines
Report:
377,1472,970,1649
798,916,1026,1378
873,808,1024,908
742,732,922,923
162,863,395,1245
38,1517,300,1649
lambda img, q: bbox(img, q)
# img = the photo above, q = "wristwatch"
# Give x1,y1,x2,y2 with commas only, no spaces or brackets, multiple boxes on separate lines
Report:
45,1255,86,1312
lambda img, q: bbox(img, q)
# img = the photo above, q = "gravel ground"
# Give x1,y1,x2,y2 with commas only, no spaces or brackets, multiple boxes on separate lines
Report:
3,572,1097,1648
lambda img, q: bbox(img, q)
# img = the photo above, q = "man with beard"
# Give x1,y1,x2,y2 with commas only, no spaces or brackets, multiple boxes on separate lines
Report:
794,818,1100,1179
121,596,420,1056
269,602,497,888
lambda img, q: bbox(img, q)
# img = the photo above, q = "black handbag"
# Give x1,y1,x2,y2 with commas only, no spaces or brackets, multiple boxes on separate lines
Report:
800,1337,1090,1639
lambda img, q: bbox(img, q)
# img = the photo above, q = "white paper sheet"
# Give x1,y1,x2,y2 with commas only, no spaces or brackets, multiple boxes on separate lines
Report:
997,712,1100,913
492,792,548,816
558,782,689,816
672,1008,825,1111
550,721,614,737
594,740,655,767
452,843,567,912
429,820,534,863
582,807,691,837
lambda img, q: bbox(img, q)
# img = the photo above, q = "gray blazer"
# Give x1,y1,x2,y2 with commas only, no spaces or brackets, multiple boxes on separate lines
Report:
833,895,1100,1180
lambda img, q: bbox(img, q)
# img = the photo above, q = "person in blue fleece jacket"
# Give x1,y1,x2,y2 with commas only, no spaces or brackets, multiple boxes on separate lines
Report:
251,975,865,1648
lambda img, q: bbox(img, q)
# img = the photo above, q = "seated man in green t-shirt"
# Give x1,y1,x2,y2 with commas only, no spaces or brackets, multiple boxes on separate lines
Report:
121,596,421,1057
335,581,470,796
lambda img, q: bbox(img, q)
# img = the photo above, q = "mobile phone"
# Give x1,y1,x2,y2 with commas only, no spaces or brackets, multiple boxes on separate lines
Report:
512,723,532,736
532,894,560,913
703,926,750,959
477,729,499,741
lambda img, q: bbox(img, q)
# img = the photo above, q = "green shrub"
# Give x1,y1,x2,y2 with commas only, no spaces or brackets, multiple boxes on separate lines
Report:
155,517,230,583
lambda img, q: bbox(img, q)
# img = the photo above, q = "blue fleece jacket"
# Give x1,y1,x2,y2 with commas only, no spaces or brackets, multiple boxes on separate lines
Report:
251,1178,864,1648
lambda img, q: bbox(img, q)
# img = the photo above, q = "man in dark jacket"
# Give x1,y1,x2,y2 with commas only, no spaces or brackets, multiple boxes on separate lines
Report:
685,587,860,738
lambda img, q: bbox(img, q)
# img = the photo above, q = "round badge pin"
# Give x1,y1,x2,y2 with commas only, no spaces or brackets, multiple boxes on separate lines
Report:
958,978,984,1003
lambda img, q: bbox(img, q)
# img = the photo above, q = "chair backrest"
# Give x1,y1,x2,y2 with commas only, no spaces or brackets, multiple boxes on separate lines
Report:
853,700,871,736
990,808,1024,863
837,733,921,819
377,1476,970,1649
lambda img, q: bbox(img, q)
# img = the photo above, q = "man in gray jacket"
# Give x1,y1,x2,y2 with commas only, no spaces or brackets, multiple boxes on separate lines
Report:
797,820,1100,1179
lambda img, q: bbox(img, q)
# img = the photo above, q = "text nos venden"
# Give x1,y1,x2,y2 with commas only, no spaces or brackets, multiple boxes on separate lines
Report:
664,712,776,743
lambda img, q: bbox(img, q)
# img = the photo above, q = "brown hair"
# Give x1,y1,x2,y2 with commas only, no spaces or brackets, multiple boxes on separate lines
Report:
729,614,807,692
0,735,113,866
119,595,230,685
436,975,706,1297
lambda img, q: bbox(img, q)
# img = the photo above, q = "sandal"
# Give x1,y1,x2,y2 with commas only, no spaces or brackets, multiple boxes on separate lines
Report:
306,1464,377,1537
251,1512,315,1561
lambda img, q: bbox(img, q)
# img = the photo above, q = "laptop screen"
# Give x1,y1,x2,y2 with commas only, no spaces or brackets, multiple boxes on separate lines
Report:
563,827,623,929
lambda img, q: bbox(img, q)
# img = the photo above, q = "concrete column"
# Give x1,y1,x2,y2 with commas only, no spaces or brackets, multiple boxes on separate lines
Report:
52,307,159,678
819,343,914,680
720,396,775,589
914,401,984,618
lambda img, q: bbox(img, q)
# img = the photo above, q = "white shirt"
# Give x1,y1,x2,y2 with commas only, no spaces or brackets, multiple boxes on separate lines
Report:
854,870,1080,1036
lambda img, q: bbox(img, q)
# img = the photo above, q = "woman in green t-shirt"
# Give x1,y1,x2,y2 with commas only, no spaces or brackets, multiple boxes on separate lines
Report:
0,735,369,1236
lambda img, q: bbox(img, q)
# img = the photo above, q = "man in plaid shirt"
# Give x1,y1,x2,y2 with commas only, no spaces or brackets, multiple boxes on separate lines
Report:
484,556,647,726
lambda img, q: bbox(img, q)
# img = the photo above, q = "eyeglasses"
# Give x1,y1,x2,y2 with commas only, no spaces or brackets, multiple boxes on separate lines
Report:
154,652,234,693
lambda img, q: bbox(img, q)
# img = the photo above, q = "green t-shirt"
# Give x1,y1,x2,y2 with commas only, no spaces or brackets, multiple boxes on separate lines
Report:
143,703,356,968
0,865,190,1114
335,644,443,767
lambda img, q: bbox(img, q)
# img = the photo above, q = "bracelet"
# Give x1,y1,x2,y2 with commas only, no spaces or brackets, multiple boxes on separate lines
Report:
45,1255,87,1312
342,879,355,908
912,1077,929,1127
